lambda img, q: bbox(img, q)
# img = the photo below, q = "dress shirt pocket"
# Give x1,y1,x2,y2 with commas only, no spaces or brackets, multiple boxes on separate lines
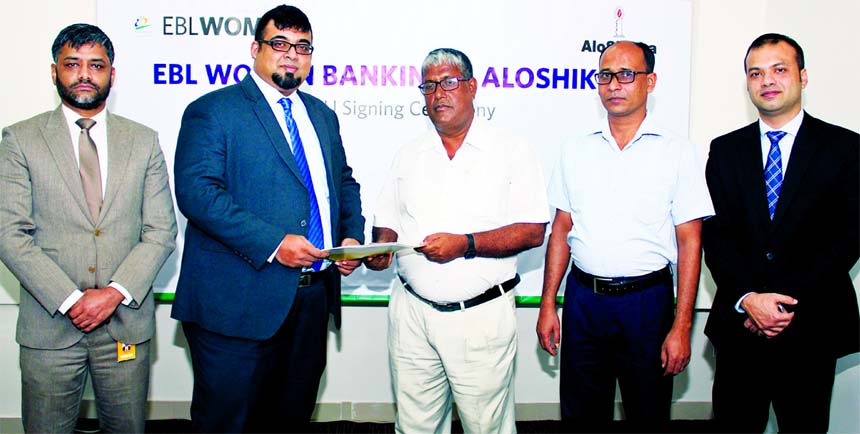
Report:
399,176,435,223
634,191,670,225
462,168,507,228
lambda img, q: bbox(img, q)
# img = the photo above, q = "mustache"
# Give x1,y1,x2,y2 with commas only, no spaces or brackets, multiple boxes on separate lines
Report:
71,79,101,90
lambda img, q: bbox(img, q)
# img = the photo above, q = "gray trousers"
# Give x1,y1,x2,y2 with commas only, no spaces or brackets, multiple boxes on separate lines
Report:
20,327,150,434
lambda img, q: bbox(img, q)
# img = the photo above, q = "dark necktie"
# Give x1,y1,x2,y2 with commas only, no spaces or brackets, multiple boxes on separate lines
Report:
76,118,102,221
278,98,325,271
764,130,787,220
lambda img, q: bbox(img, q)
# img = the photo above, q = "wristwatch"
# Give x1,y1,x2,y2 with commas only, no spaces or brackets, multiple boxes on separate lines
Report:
464,234,477,259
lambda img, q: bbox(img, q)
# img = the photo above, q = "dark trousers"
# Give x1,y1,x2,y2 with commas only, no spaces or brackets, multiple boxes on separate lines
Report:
183,280,330,433
713,339,836,433
560,267,675,432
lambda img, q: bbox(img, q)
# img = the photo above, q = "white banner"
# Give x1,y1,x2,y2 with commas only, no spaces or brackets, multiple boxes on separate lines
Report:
97,0,692,302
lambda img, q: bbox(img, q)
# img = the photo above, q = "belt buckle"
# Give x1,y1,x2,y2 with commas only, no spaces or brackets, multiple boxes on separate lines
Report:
298,273,312,287
593,277,613,295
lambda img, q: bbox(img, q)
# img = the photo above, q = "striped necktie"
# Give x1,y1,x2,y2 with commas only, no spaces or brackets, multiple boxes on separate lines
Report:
278,98,325,271
764,130,787,220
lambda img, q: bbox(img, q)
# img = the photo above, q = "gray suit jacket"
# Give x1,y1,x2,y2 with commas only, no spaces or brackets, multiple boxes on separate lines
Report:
0,105,177,349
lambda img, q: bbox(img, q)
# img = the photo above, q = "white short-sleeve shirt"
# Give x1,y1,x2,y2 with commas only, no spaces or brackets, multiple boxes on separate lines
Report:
548,115,714,278
375,119,550,303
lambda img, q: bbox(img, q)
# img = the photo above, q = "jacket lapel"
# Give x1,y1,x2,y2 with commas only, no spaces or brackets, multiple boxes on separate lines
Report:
736,122,772,231
240,76,305,185
770,113,816,227
100,112,132,224
300,91,339,231
40,106,93,223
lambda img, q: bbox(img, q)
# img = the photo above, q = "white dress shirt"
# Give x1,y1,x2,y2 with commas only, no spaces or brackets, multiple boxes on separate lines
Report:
548,114,714,278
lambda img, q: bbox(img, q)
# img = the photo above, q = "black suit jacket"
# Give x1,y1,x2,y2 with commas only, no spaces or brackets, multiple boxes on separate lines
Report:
703,112,859,358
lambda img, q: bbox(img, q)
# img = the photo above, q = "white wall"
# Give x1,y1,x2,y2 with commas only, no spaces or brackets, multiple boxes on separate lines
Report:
1,1,857,432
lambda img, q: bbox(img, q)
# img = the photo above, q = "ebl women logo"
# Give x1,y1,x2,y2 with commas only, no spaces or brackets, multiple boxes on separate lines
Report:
134,16,152,30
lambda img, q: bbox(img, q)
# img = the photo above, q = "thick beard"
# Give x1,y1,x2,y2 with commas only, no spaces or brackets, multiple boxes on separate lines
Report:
56,78,111,111
271,72,303,91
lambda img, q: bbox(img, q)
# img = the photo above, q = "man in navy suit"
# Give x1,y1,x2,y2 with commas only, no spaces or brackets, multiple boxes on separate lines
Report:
703,33,859,433
171,5,364,432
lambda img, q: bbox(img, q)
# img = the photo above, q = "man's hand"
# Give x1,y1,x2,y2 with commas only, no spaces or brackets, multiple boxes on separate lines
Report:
661,326,691,376
415,233,468,263
364,253,393,271
741,292,796,338
536,303,561,356
275,234,329,268
335,238,361,276
67,287,125,333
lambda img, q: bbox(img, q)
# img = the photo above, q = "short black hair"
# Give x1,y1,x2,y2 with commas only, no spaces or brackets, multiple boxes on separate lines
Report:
745,33,805,71
255,5,312,41
598,41,655,73
634,42,655,73
52,23,114,64
422,48,474,80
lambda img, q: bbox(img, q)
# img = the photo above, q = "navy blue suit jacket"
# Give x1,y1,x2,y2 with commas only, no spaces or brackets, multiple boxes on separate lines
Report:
703,112,859,359
171,76,364,340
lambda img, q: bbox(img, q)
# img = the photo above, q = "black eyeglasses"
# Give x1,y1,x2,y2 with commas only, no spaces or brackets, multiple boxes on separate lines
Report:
257,39,314,55
595,70,648,85
418,77,468,95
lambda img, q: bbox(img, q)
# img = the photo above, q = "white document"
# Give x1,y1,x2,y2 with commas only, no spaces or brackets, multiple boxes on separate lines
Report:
326,242,415,260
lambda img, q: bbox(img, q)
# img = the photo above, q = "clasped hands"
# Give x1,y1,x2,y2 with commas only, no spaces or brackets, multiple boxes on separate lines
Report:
68,286,125,333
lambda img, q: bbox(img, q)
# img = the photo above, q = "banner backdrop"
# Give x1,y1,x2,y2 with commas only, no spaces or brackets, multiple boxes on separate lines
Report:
97,0,694,304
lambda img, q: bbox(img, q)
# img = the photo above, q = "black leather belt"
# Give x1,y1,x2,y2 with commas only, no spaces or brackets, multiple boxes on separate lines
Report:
399,274,520,312
298,271,325,288
572,265,671,296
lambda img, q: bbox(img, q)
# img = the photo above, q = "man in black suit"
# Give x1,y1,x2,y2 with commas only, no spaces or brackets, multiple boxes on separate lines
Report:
703,33,859,433
172,4,364,432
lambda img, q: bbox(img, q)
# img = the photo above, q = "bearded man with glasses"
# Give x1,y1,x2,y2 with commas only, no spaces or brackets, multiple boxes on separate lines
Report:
537,40,713,432
171,4,364,432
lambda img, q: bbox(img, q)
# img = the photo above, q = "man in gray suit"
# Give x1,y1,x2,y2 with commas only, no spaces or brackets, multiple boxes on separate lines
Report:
0,24,177,433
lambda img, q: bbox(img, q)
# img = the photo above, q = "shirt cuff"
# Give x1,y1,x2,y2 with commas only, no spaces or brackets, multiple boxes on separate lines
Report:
735,292,755,313
58,290,84,315
108,282,133,306
268,240,284,263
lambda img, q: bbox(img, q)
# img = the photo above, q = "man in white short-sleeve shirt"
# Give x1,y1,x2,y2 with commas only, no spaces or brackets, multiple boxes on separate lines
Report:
537,41,714,432
366,48,549,434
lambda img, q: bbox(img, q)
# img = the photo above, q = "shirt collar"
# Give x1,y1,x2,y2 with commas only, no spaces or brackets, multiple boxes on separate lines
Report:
422,114,486,153
593,113,664,148
61,104,107,133
758,110,804,138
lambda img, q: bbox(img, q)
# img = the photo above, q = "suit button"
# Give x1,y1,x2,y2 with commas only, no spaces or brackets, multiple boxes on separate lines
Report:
94,228,101,236
88,266,96,273
765,252,774,261
300,220,307,227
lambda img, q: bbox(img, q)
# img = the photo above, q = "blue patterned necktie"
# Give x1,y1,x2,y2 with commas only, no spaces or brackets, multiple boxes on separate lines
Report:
278,97,325,271
764,130,787,220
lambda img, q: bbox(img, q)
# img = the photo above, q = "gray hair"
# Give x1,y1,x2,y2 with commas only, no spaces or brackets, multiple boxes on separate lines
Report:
422,48,473,79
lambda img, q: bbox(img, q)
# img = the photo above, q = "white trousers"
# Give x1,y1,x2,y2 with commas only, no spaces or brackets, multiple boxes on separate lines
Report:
388,282,518,434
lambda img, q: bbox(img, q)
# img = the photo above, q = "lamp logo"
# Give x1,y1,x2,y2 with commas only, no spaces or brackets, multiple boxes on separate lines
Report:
614,7,625,38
